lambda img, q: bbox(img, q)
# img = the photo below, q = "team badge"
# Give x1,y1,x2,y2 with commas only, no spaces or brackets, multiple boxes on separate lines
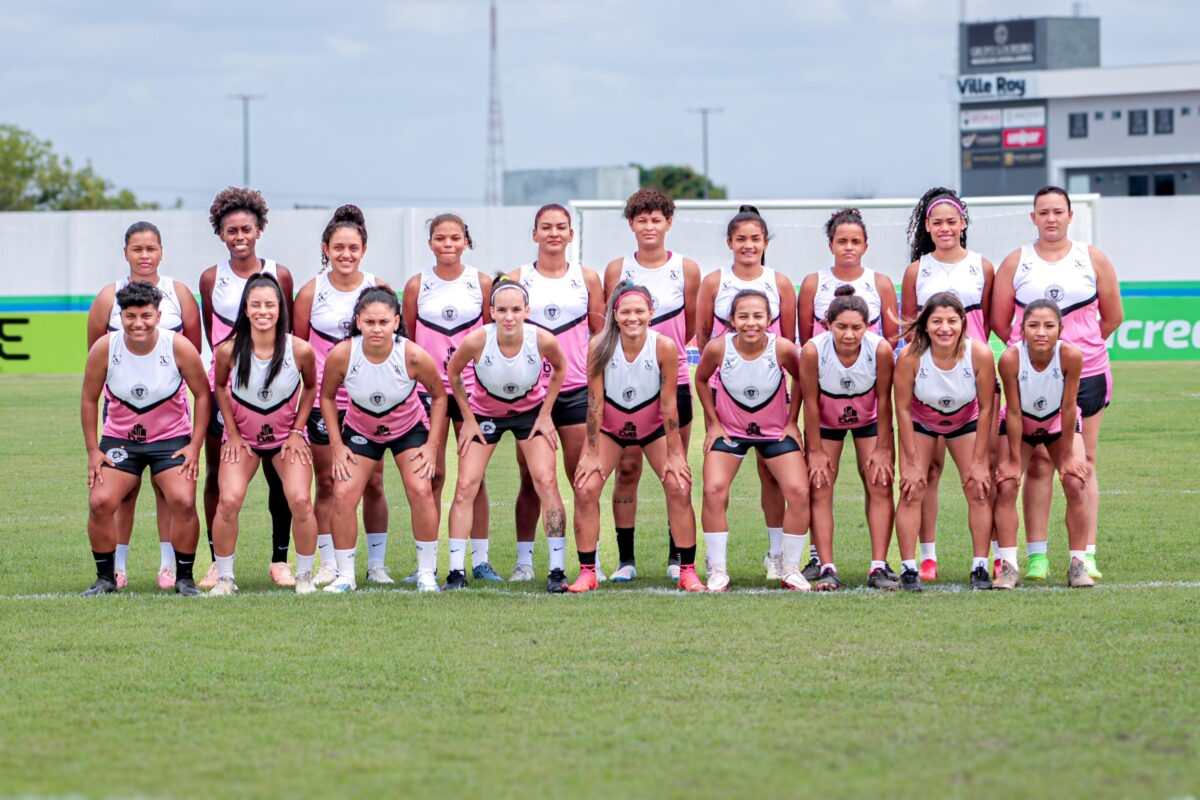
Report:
622,387,637,402
841,378,854,391
131,384,149,400
545,305,561,321
503,382,518,394
1034,397,1048,411
1045,285,1065,303
938,396,954,408
258,388,273,402
442,306,458,321
369,392,387,407
106,447,128,464
480,420,497,435
350,435,369,445
744,386,760,401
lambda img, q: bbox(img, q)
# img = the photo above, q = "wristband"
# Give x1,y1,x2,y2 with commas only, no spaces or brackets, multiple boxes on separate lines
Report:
290,428,306,436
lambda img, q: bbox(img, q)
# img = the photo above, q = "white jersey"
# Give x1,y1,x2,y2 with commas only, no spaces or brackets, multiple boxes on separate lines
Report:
105,329,184,410
604,330,661,411
230,336,302,413
816,330,882,399
471,323,546,416
1017,340,1064,424
344,336,417,413
519,261,590,391
717,333,784,409
812,267,882,332
619,252,689,384
309,270,376,346
916,251,985,310
914,341,978,416
210,259,278,336
109,275,185,333
713,265,780,330
413,264,485,392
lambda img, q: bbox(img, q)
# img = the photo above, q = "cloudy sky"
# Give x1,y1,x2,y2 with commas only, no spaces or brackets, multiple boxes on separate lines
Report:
5,0,1197,209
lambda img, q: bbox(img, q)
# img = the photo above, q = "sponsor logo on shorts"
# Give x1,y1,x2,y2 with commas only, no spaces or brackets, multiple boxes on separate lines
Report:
106,447,128,464
350,435,369,445
480,420,497,435
316,417,327,434
256,424,275,444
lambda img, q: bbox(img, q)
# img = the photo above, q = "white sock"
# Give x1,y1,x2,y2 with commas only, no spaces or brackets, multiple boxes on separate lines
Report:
115,543,129,573
781,533,808,569
547,537,566,571
870,560,887,571
334,548,356,582
516,541,535,568
470,538,490,566
703,532,729,570
972,556,988,570
766,527,783,558
159,542,176,570
997,546,1018,569
416,539,439,573
296,552,315,576
448,539,466,572
1069,549,1087,562
1027,540,1048,555
902,559,918,573
1085,544,1097,556
809,544,819,561
317,533,335,565
821,562,837,574
216,554,235,579
919,542,937,562
366,532,388,568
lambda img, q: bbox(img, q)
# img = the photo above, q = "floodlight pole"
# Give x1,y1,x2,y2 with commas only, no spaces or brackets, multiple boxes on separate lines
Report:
688,107,723,198
229,94,264,185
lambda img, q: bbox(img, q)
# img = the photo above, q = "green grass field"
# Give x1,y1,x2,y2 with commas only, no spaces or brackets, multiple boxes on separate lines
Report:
1,364,1198,799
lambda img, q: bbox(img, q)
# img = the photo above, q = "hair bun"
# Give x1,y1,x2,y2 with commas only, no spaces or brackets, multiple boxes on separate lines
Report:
333,204,365,224
738,204,760,215
834,284,857,298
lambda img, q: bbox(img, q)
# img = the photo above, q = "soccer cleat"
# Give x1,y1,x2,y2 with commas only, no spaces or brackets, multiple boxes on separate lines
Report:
508,563,535,582
665,557,681,582
801,556,822,582
1068,557,1095,588
313,561,339,587
919,559,938,582
780,566,812,592
1084,553,1103,579
815,566,842,591
567,569,599,593
677,566,707,592
763,553,784,581
323,576,356,593
706,566,730,593
610,563,637,582
546,568,569,594
208,576,238,596
175,577,201,596
867,565,900,591
294,572,317,595
594,560,607,583
115,570,128,590
443,570,469,591
416,570,440,592
1024,552,1049,581
884,562,900,583
156,567,176,591
900,566,923,592
970,565,992,591
993,560,1021,590
993,558,1003,581
472,562,504,583
401,570,419,585
81,577,117,597
198,562,220,590
269,562,296,587
365,565,395,585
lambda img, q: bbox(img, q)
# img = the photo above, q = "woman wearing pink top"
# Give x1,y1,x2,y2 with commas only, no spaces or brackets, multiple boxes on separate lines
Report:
80,281,211,596
695,289,808,593
991,186,1123,581
210,273,319,595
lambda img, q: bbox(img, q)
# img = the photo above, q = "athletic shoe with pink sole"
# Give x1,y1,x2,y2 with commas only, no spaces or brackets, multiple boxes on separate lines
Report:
157,567,176,590
919,559,938,582
567,569,599,593
198,562,220,590
269,562,296,587
115,571,128,590
677,566,707,592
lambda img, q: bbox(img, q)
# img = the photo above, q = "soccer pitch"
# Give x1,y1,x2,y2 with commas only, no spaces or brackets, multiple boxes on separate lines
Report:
1,364,1197,798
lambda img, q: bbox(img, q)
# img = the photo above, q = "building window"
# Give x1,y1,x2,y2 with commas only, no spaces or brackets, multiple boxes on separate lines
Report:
1155,108,1174,134
1183,107,1192,117
1069,112,1088,138
1129,109,1149,136
1155,174,1176,196
1129,174,1150,196
1112,109,1122,120
1094,111,1104,120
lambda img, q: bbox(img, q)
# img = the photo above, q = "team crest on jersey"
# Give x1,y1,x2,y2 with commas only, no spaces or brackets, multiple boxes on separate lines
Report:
1034,397,1048,411
350,435,368,445
159,354,170,366
106,447,128,464
1045,285,1065,303
258,387,273,402
744,386,760,401
339,320,352,333
480,420,497,435
622,387,637,402
841,377,854,391
503,382,518,395
938,396,954,408
369,392,386,407
545,305,561,321
111,353,122,366
442,306,458,321
131,384,149,400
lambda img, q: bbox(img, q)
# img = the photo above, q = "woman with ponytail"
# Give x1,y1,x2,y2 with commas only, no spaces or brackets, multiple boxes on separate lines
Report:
571,283,705,593
293,204,394,587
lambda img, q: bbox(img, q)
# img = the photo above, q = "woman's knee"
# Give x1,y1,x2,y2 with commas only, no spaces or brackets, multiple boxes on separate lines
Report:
995,479,1019,505
1061,475,1086,503
216,490,245,520
616,456,642,483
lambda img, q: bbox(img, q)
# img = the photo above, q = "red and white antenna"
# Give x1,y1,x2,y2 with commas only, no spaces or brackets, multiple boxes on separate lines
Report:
484,0,505,206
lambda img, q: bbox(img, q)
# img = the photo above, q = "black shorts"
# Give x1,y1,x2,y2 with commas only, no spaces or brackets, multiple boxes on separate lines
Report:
820,422,880,442
206,409,225,439
1077,373,1111,418
343,423,428,461
914,419,978,441
711,435,801,459
551,386,588,427
100,435,190,476
419,392,464,423
602,425,667,450
306,408,346,446
474,409,540,445
676,384,693,428
999,417,1080,448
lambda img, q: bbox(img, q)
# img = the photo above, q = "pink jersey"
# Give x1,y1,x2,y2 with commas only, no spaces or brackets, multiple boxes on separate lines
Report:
714,333,788,439
470,324,545,417
103,330,192,442
915,251,987,343
1015,340,1066,438
814,330,882,430
619,252,690,385
811,267,883,337
307,270,375,411
343,337,428,442
228,335,303,449
519,261,590,392
602,330,663,441
414,265,484,394
1009,241,1109,379
711,265,782,339
911,340,979,432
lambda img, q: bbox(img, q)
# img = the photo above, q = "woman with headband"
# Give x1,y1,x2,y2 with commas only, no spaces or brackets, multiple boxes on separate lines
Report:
445,276,568,592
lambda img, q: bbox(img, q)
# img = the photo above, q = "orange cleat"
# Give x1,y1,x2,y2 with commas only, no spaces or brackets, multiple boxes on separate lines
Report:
567,568,599,593
919,559,938,582
677,566,707,592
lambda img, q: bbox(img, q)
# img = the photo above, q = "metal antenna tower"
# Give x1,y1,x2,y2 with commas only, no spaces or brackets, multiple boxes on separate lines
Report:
484,0,505,206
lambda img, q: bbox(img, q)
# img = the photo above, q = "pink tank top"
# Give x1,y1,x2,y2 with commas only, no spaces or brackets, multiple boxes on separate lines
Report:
915,251,988,343
520,261,590,392
602,330,664,441
228,336,303,449
342,337,428,442
714,333,788,439
910,341,980,432
469,324,546,418
414,265,484,394
619,252,690,385
710,265,782,339
103,330,192,442
307,270,375,410
814,330,882,430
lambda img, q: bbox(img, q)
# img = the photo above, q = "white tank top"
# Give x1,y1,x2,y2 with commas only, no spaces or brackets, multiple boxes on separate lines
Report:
619,252,689,384
474,323,543,401
605,330,661,410
813,267,881,325
309,270,376,344
816,330,883,398
230,336,302,411
1017,340,1064,423
415,264,484,335
519,261,590,391
713,265,780,327
211,259,278,331
344,336,417,413
916,251,985,311
717,333,783,409
106,329,183,408
914,340,977,414
109,275,185,333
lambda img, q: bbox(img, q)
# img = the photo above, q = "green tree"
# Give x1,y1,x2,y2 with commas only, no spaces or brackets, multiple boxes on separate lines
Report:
0,124,156,211
632,162,727,200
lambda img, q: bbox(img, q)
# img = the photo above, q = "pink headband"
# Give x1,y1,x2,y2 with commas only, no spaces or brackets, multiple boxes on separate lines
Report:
926,197,964,218
613,287,647,307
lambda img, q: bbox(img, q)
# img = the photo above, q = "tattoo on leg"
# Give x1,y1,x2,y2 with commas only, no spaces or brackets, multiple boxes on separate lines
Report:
613,494,635,506
546,507,566,537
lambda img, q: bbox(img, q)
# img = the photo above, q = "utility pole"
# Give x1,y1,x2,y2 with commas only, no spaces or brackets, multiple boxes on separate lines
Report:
229,94,264,186
687,107,723,198
484,0,506,206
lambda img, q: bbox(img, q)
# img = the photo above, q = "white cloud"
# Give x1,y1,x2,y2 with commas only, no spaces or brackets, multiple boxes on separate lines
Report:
326,35,371,57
